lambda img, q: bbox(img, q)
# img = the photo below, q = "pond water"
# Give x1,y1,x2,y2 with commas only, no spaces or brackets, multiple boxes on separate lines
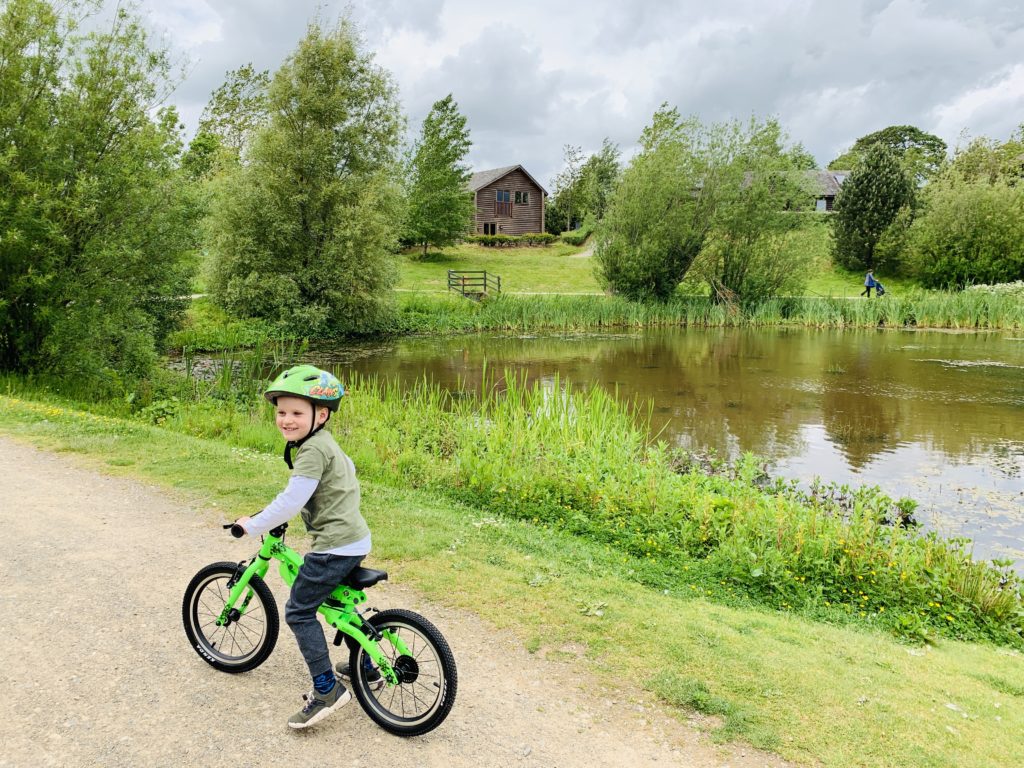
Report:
307,327,1024,566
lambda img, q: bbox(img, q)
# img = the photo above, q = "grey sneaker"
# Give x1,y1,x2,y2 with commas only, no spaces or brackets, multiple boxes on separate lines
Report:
335,660,384,691
287,680,350,730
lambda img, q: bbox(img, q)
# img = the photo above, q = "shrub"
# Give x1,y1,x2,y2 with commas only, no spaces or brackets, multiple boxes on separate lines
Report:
906,176,1024,289
465,233,558,247
560,214,596,246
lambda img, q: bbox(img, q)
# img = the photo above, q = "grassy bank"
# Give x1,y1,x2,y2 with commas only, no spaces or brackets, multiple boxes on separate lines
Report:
6,368,1021,646
170,289,1024,353
397,241,602,294
2,390,1022,767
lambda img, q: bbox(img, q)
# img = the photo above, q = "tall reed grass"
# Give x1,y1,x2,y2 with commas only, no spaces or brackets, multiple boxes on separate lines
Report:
396,291,1024,334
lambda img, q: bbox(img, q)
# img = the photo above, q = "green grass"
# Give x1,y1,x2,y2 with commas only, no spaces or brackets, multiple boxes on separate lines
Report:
397,242,602,294
7,370,1021,647
2,392,1023,768
805,263,918,299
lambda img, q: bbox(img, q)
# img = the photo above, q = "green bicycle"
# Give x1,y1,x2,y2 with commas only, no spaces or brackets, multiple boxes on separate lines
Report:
182,522,457,736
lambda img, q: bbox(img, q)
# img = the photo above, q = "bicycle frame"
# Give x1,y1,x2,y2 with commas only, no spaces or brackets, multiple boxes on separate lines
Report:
216,529,408,685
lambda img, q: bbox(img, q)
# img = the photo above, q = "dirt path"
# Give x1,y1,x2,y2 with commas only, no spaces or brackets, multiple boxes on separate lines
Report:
0,437,790,768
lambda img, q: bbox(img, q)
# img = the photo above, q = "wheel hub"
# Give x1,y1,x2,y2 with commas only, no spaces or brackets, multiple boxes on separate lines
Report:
393,655,419,684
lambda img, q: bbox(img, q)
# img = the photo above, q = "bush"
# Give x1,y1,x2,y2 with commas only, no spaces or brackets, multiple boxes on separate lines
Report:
560,214,596,246
465,233,558,247
905,176,1024,289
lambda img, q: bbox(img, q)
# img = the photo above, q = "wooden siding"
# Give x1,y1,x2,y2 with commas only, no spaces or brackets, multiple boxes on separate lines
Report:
473,169,545,235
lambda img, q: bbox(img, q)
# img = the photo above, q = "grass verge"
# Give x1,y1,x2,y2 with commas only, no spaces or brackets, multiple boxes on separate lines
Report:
1,393,1022,767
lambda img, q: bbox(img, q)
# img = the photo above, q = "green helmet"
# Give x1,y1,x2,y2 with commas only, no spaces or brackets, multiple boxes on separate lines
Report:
264,365,344,412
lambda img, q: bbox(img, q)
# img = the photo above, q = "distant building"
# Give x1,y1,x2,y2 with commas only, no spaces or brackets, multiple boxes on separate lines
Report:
467,165,548,235
807,169,851,211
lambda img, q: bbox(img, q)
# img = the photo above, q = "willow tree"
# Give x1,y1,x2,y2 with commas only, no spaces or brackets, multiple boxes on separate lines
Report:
594,106,715,301
595,108,809,302
694,118,811,303
0,0,198,380
208,18,404,335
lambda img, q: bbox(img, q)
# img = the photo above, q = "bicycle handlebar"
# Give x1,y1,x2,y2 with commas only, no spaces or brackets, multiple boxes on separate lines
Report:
222,523,246,538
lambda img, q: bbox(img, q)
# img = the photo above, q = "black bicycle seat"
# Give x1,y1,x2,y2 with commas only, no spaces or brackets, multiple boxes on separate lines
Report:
343,567,388,589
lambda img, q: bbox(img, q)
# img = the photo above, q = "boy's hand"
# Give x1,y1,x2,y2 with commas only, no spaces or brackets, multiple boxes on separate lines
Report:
232,516,252,537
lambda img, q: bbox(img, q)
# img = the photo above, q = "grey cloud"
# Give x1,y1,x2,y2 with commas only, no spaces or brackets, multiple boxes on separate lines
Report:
351,0,445,37
643,0,1024,163
134,0,1024,177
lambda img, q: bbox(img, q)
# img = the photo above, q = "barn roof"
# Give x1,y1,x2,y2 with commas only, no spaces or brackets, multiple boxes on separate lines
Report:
807,169,852,196
467,164,548,195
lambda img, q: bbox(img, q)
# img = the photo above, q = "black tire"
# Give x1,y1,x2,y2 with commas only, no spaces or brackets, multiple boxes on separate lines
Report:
182,561,279,673
349,609,457,736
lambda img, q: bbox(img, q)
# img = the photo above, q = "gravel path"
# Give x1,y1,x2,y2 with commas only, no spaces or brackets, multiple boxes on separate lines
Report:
0,436,791,768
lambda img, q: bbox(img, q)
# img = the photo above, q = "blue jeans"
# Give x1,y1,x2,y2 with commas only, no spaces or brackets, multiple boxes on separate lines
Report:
285,551,364,678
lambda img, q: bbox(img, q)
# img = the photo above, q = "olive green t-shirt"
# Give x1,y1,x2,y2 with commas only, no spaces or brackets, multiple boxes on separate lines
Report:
290,429,370,552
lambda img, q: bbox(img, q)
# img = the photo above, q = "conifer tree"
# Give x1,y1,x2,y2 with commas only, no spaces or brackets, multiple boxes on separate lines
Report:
832,144,916,271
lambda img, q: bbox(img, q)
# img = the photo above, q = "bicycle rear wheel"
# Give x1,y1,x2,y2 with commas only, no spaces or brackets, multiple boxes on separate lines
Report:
182,561,279,673
350,609,457,736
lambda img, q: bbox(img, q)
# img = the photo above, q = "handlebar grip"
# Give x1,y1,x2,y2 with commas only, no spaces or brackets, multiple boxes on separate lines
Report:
230,523,246,538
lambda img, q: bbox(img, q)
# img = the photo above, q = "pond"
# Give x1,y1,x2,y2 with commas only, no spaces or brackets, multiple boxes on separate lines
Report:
307,327,1024,567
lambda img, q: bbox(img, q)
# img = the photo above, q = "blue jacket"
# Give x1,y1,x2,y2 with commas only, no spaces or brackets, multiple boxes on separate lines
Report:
865,273,877,287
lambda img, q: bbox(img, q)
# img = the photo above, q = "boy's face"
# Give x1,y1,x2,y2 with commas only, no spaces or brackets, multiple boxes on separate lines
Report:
275,395,328,441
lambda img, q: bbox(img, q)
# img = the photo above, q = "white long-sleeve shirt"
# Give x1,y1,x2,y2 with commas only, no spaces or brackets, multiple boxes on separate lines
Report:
244,475,371,556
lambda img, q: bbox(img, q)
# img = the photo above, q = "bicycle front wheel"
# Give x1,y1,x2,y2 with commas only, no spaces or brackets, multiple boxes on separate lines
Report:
350,609,457,736
182,561,279,673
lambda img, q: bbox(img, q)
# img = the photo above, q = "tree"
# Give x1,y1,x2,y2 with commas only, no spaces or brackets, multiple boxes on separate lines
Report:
0,0,198,380
788,142,819,171
546,140,621,234
948,126,1024,184
403,94,474,256
905,171,1024,288
595,108,814,302
196,63,270,162
693,119,812,302
207,18,404,336
549,144,585,232
831,144,916,271
828,125,947,182
578,138,621,221
593,106,717,300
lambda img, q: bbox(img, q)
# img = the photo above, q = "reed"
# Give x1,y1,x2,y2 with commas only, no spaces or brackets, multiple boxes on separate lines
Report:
333,371,1022,646
7,364,1022,645
395,291,1024,335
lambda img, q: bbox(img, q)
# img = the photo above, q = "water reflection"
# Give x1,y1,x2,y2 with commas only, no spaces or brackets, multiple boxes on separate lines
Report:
311,327,1024,565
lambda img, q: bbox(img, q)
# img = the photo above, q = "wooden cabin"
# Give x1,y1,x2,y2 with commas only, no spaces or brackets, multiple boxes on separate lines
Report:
807,169,851,211
467,165,548,235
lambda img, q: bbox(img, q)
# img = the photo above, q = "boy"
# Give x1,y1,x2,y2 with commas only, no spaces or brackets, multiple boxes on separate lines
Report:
235,364,371,729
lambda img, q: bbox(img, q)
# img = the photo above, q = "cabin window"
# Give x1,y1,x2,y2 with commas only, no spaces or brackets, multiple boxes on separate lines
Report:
495,189,511,216
514,191,530,205
483,222,496,235
815,198,827,212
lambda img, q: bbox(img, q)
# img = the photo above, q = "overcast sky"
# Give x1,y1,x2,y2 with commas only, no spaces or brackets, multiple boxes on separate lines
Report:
137,0,1024,188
